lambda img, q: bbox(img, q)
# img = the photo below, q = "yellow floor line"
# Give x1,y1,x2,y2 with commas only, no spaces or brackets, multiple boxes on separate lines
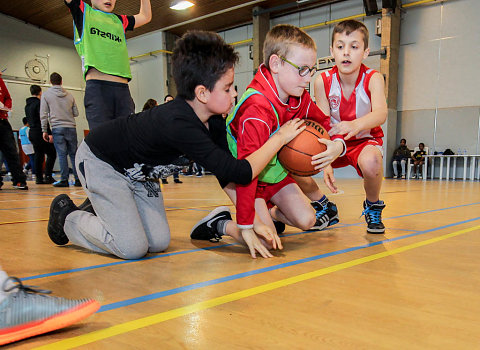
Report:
0,204,233,226
34,224,479,349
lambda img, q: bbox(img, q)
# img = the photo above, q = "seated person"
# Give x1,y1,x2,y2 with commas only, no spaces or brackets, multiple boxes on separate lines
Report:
392,138,410,179
412,142,427,179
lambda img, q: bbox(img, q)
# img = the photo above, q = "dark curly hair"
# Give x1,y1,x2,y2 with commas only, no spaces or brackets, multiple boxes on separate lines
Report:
172,30,239,100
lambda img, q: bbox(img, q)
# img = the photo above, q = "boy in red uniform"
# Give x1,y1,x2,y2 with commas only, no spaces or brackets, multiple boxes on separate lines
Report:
191,25,346,257
312,20,388,233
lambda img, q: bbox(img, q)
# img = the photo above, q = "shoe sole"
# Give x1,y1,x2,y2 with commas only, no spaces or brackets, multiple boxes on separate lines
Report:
367,228,385,234
190,206,231,237
48,194,71,245
0,300,100,346
308,218,329,231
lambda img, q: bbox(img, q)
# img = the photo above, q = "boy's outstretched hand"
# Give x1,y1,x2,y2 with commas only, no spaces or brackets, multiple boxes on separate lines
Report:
328,120,361,140
253,221,283,251
323,165,338,193
276,118,306,145
241,229,274,259
311,139,343,170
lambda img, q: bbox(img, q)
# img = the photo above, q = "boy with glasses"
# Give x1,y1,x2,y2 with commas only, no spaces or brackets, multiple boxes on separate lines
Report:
191,25,345,257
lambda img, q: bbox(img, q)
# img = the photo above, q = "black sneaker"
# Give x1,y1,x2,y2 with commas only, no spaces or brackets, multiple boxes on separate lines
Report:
48,194,78,245
273,220,286,234
174,179,183,184
44,176,55,184
13,182,28,190
74,179,82,187
362,200,386,234
53,180,69,187
161,178,168,184
310,199,339,230
190,206,232,242
77,197,96,215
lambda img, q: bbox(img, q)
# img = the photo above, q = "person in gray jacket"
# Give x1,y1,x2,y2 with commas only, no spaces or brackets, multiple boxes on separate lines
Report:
40,72,81,187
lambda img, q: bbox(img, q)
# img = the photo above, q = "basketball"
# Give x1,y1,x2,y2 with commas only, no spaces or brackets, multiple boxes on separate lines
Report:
278,119,330,176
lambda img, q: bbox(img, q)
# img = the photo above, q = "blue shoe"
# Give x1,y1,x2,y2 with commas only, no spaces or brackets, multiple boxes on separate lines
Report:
0,277,100,346
362,200,386,234
310,199,339,230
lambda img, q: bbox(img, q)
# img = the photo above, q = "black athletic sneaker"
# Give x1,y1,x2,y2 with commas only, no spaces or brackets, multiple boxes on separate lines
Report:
48,194,78,245
361,200,386,234
190,206,232,242
310,200,339,230
13,182,28,190
78,197,96,215
44,176,55,184
273,220,286,235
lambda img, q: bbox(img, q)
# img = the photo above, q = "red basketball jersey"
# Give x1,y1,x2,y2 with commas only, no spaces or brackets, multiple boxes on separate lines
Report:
320,64,384,140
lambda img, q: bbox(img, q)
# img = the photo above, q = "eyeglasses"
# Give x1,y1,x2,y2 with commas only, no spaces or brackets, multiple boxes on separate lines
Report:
280,56,318,77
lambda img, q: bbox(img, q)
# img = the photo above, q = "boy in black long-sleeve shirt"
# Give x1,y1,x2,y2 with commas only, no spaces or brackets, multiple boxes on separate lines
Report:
47,31,304,259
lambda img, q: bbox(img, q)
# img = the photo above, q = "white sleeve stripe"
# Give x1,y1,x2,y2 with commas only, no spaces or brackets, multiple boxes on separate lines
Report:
237,224,254,229
241,117,271,135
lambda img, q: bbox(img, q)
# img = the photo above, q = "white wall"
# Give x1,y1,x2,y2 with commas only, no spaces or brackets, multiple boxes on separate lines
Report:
127,31,167,112
2,0,479,177
0,14,88,140
397,0,480,155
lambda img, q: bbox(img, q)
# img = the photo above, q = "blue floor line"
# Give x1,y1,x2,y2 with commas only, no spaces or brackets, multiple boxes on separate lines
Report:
98,216,480,313
19,201,480,282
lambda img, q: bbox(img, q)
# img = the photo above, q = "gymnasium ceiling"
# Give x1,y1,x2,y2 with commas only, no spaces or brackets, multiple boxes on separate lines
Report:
0,0,348,40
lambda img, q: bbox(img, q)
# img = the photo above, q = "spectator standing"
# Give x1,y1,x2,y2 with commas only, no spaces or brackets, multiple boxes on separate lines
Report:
18,117,35,176
25,85,57,184
40,72,81,187
0,72,28,190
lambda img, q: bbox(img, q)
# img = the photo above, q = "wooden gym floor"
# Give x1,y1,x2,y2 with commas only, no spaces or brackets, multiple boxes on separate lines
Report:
0,176,479,349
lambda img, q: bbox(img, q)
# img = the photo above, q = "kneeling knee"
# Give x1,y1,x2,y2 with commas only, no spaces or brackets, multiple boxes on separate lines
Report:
149,239,170,253
296,214,316,231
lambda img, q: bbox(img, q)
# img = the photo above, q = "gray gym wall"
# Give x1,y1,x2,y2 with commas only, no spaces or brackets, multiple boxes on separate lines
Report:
1,0,479,178
0,14,87,140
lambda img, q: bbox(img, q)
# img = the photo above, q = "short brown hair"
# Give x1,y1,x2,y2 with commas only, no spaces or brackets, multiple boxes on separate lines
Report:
172,31,239,100
50,72,62,85
332,20,369,49
263,24,316,69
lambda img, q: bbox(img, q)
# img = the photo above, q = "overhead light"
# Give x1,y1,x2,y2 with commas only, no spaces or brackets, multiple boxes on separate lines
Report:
170,1,194,10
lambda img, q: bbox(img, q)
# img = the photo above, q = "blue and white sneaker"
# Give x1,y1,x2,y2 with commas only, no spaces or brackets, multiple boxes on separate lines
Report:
361,200,386,234
310,200,339,230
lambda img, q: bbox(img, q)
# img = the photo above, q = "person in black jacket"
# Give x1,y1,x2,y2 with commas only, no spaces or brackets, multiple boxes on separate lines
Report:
47,31,305,260
25,85,56,184
391,138,410,179
0,73,27,190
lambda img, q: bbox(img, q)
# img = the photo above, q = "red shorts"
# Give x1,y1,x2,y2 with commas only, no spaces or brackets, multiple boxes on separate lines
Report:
255,174,296,209
331,138,383,177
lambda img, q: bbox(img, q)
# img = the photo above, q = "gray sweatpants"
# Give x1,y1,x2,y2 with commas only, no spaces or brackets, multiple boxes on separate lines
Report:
64,142,170,259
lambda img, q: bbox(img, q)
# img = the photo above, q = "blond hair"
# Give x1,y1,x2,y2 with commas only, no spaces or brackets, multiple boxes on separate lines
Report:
332,20,369,49
263,24,316,69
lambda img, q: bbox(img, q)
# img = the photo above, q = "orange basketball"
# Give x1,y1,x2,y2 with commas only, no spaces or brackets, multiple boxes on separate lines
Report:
278,119,330,176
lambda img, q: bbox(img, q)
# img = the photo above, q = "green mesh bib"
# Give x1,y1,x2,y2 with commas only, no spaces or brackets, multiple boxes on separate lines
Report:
74,3,131,80
226,88,288,184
